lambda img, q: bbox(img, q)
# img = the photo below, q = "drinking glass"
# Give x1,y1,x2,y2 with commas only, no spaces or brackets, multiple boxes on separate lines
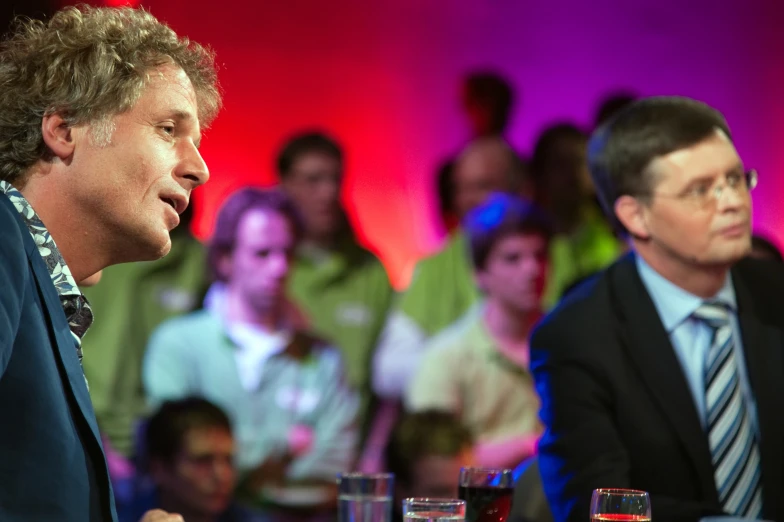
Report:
403,498,466,522
337,472,394,522
458,467,514,522
590,489,651,522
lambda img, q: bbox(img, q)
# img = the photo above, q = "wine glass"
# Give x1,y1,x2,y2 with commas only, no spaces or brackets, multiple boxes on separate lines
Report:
590,489,651,522
458,467,514,522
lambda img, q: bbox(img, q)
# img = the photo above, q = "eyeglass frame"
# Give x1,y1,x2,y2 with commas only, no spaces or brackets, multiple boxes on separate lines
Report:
642,168,757,210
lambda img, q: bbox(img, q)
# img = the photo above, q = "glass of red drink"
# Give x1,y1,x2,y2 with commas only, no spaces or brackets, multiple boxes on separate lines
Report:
457,467,514,522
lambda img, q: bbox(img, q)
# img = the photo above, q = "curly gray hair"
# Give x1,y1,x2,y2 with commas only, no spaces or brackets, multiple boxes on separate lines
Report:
0,4,222,186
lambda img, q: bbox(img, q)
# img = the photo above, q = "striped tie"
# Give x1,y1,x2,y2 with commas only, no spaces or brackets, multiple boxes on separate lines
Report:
694,302,763,518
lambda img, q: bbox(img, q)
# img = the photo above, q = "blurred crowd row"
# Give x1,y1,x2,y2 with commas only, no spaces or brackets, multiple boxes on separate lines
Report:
82,73,782,522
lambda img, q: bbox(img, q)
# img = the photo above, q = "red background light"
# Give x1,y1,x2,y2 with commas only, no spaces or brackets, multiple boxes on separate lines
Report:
64,0,784,287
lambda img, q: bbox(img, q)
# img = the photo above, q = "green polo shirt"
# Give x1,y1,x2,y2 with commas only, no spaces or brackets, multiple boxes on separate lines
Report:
82,230,209,456
404,304,541,443
287,236,393,427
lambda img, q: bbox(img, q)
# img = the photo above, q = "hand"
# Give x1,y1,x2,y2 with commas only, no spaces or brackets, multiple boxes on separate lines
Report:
287,424,314,457
138,509,184,522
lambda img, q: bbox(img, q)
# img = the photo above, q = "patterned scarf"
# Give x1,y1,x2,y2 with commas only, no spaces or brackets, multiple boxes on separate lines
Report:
1,180,93,362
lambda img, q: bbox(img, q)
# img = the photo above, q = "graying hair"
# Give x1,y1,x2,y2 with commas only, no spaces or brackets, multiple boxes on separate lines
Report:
0,4,222,186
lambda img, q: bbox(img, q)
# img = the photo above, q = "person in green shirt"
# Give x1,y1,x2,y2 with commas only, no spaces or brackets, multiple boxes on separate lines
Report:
144,188,359,517
373,136,528,399
275,132,394,434
405,193,550,470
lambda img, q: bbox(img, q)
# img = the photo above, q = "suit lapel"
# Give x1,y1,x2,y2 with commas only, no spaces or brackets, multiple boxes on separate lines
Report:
608,254,718,503
29,253,104,449
733,274,784,518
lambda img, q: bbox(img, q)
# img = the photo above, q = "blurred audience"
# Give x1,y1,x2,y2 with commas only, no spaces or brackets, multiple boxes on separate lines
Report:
374,136,528,400
82,201,209,460
405,193,548,469
461,71,515,140
386,410,474,519
530,123,625,307
276,131,393,438
123,398,255,522
750,233,783,262
143,189,359,517
438,71,529,232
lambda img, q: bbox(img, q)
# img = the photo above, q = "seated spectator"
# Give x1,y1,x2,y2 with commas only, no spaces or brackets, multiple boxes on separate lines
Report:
386,410,474,517
530,123,625,308
750,233,783,262
405,193,549,469
373,136,529,400
126,398,255,522
143,188,359,516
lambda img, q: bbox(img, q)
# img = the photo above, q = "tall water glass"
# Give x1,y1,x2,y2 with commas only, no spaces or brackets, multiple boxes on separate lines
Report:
338,473,394,522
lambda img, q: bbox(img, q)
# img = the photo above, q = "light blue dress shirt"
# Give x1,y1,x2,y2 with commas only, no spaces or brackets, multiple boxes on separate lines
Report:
635,255,758,435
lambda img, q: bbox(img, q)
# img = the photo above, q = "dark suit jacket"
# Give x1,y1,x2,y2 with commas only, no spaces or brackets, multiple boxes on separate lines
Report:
0,196,117,521
530,252,784,522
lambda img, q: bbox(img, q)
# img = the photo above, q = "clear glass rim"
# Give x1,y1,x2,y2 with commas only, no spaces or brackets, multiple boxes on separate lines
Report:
337,472,394,480
593,488,649,496
459,466,513,474
403,497,466,507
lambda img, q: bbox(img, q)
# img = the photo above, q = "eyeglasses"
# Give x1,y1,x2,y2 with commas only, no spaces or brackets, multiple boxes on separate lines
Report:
650,169,757,209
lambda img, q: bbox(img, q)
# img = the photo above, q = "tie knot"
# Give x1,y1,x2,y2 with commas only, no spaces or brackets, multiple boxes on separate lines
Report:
693,301,731,330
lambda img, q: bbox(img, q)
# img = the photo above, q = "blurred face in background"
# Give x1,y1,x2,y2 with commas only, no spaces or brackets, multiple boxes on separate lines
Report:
223,208,295,315
477,232,549,314
453,139,518,219
408,448,474,498
281,151,343,242
541,134,592,213
152,426,235,518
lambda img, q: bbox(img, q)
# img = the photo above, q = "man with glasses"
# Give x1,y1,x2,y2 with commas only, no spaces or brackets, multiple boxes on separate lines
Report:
530,96,784,522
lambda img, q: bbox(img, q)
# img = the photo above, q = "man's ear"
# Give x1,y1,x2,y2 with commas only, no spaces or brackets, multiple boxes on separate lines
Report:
41,113,76,160
615,195,651,240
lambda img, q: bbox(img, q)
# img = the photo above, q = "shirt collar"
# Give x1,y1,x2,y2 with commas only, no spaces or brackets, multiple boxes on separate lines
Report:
635,252,737,332
467,301,530,372
0,180,82,298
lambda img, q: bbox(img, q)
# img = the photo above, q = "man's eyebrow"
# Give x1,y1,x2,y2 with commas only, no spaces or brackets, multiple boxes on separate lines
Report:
170,110,194,122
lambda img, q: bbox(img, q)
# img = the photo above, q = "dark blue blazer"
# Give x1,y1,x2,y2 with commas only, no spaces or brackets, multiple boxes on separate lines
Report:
0,195,117,521
531,253,784,522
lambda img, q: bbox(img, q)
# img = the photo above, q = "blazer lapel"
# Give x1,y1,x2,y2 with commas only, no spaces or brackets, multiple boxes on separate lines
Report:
733,274,784,518
608,254,718,503
29,254,104,448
